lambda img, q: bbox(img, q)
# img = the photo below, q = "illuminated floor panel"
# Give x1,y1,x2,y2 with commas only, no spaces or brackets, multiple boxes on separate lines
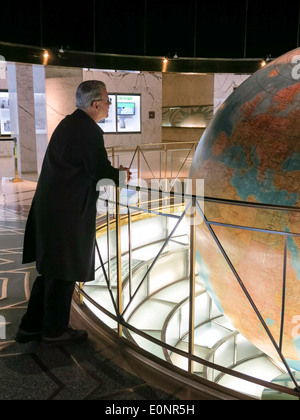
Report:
192,321,234,348
129,299,177,330
153,279,205,303
218,357,283,398
130,330,166,360
84,216,292,399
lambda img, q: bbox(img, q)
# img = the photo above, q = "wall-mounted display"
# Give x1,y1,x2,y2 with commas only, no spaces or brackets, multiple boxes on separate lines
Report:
0,91,11,135
98,93,141,134
117,101,135,116
117,95,141,133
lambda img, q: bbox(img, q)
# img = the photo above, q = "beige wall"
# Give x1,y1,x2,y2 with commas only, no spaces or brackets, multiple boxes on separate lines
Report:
0,78,7,90
163,73,214,107
162,126,205,144
45,67,83,142
162,73,213,144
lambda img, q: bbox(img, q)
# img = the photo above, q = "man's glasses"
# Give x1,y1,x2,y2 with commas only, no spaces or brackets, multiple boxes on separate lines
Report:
92,98,112,105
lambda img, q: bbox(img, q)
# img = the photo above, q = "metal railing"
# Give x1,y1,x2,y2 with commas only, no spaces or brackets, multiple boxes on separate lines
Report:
76,179,300,399
106,141,198,184
68,140,300,399
0,137,22,182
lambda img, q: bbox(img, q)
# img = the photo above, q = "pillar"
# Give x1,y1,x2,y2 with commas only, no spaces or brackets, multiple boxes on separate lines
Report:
7,63,37,174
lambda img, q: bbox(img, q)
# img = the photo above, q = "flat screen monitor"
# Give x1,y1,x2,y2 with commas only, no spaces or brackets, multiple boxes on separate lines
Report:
117,102,135,116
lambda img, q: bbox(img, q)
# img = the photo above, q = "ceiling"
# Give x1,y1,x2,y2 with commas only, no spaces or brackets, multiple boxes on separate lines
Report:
0,0,299,72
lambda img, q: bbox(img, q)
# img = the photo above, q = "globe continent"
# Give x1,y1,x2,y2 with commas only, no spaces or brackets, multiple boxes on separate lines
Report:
189,48,300,371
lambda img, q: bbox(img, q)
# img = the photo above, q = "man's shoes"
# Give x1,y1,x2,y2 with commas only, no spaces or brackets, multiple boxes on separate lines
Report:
15,328,42,343
42,327,88,346
15,327,88,346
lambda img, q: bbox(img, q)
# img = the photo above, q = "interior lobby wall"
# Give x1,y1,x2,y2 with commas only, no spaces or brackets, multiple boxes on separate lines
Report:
162,72,251,145
0,77,7,90
3,64,163,176
213,73,251,113
2,61,251,177
83,69,162,147
44,68,162,149
45,66,83,143
162,73,214,144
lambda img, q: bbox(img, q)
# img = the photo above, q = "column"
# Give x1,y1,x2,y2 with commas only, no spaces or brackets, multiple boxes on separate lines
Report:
7,63,37,174
33,65,48,174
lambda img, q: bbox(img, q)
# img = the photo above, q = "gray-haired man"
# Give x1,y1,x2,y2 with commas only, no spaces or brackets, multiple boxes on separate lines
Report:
16,81,130,345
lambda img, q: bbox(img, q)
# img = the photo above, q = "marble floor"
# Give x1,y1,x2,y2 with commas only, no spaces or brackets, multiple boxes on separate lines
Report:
0,157,208,401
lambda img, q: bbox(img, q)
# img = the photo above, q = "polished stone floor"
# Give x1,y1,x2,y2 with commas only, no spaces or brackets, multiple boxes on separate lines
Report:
0,159,182,401
0,158,214,402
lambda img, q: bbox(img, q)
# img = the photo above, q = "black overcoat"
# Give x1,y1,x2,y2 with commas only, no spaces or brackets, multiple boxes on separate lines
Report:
23,109,123,282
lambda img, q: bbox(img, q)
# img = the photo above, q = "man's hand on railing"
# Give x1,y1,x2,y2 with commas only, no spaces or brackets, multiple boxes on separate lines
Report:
119,165,132,183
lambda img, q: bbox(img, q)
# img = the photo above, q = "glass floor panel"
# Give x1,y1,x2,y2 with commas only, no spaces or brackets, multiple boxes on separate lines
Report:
217,357,283,398
191,321,234,348
128,299,177,330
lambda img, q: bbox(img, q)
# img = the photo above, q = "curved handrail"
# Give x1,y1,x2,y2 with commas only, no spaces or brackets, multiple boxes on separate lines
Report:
77,181,300,399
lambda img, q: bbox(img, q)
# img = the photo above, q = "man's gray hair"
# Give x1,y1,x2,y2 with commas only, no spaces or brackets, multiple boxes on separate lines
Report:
75,80,106,109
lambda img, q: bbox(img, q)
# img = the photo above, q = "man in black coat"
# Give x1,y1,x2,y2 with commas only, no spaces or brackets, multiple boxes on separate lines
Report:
16,80,130,345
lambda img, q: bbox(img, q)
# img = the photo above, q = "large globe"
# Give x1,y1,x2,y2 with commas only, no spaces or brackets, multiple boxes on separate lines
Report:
190,48,300,371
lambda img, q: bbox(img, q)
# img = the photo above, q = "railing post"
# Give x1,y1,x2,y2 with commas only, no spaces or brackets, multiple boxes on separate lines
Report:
188,198,196,374
10,137,23,183
79,282,84,305
164,144,168,182
128,207,132,298
112,147,115,167
279,236,288,351
116,186,123,337
137,146,141,207
106,203,111,290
